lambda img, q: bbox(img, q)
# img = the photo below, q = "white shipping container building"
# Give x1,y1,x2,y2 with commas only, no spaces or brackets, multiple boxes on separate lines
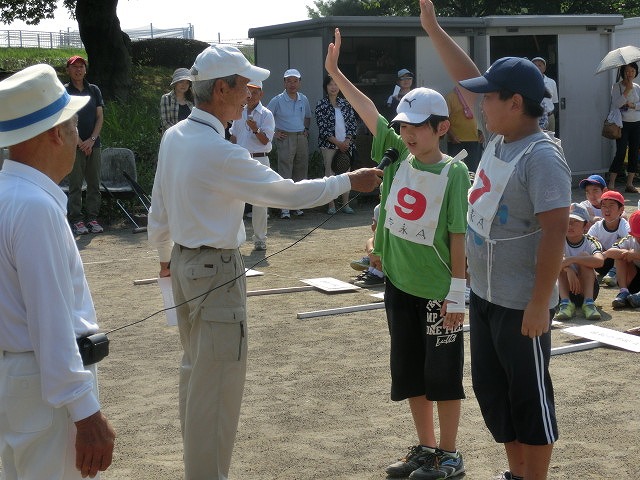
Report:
249,14,627,181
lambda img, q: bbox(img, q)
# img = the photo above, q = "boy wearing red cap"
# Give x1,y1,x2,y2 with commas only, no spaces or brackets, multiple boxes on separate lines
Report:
588,190,630,287
607,210,640,308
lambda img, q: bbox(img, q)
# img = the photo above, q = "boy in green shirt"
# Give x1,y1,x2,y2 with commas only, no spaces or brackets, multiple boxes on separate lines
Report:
325,28,470,480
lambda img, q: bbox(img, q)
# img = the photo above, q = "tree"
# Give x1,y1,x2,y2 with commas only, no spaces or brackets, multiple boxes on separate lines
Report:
0,0,131,101
307,0,640,18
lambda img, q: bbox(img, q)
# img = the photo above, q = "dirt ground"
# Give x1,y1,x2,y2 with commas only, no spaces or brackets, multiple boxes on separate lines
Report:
15,189,640,479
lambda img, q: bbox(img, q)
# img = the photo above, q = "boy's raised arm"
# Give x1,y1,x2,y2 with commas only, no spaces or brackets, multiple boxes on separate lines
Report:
325,28,381,136
419,0,480,107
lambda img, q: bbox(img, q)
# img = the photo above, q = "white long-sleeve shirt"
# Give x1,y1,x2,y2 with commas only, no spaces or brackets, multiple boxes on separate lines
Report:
612,81,640,123
148,107,351,262
0,160,100,422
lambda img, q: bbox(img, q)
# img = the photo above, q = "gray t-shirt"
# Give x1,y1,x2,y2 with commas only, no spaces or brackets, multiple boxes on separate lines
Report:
467,132,571,310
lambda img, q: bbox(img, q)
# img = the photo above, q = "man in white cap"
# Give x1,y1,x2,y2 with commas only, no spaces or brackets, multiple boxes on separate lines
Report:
532,57,559,134
266,68,312,218
229,79,275,251
147,44,382,480
0,64,115,479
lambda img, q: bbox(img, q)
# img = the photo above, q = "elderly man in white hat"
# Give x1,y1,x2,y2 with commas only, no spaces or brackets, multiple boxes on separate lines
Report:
147,44,382,480
0,64,115,479
229,79,275,251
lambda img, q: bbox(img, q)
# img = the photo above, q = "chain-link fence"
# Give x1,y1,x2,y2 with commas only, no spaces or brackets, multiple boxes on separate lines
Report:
0,24,248,49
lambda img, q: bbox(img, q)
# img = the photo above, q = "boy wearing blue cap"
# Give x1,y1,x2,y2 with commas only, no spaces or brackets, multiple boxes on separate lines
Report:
578,174,608,224
420,1,571,479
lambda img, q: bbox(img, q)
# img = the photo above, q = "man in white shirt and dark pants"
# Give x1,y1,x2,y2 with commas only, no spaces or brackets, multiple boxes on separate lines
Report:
532,57,559,134
229,80,275,251
147,45,382,480
0,64,115,479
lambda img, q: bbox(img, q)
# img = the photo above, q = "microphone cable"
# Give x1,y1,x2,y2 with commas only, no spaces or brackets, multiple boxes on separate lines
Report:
105,148,400,335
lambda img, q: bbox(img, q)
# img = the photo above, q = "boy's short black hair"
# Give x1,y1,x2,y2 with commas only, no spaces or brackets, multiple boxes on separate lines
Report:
498,88,545,119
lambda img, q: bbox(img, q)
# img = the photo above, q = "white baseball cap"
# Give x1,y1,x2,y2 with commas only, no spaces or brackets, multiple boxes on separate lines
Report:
190,44,269,83
391,88,449,125
0,64,89,148
284,68,301,78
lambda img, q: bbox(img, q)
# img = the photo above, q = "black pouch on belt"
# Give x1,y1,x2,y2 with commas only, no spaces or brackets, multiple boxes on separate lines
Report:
77,333,110,366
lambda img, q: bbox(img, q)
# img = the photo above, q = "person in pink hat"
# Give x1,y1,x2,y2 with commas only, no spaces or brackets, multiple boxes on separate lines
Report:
64,55,105,235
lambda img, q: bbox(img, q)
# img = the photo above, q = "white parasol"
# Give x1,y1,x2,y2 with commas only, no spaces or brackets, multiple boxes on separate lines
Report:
596,45,640,74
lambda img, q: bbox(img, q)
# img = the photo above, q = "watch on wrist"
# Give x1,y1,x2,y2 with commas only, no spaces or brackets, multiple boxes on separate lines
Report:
90,136,97,141
254,128,261,135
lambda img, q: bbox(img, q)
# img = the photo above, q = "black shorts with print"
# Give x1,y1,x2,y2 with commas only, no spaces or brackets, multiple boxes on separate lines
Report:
385,279,465,402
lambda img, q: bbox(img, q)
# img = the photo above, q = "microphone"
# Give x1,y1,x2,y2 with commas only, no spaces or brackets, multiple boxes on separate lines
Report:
376,147,399,170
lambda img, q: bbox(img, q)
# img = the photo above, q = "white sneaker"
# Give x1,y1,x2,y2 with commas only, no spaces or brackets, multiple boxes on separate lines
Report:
295,209,304,216
87,220,103,233
254,240,267,251
72,221,89,235
280,209,290,219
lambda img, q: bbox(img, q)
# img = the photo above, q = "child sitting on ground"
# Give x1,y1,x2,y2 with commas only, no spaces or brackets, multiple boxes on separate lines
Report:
350,203,385,287
588,190,629,287
578,174,608,225
607,210,640,308
555,203,604,321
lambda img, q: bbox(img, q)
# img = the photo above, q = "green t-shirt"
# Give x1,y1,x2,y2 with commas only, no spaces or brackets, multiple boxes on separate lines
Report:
371,115,470,300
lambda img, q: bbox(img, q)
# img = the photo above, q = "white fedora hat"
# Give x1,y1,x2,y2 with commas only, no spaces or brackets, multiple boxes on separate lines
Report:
0,64,90,148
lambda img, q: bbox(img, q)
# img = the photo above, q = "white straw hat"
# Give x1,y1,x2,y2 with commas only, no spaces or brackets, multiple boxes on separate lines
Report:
0,64,89,148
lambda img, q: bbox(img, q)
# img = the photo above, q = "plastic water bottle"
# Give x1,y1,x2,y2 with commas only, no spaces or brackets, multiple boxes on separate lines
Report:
637,199,640,211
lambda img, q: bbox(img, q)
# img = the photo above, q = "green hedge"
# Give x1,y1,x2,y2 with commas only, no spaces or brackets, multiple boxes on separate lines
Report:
131,38,212,68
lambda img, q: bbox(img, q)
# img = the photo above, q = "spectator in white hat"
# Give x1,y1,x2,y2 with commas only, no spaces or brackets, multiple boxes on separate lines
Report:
147,44,382,480
532,57,559,134
229,79,275,251
0,64,115,479
266,67,312,218
386,67,416,119
160,67,193,133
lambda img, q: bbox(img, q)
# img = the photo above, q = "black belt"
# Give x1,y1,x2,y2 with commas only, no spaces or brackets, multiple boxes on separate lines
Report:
176,244,218,251
251,152,268,158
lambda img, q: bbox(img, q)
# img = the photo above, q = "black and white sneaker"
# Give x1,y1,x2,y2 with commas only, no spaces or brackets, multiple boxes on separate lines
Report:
386,445,438,478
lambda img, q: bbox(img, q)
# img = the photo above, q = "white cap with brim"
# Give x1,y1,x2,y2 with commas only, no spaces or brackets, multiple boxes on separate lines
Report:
391,87,448,125
247,80,262,89
191,44,270,84
0,64,90,148
284,68,301,78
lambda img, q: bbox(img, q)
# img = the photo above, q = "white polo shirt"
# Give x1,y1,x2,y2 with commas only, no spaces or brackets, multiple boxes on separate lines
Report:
0,160,100,422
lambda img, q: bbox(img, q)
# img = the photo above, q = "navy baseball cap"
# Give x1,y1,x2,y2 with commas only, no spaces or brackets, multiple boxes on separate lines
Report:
459,57,546,104
578,174,606,189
